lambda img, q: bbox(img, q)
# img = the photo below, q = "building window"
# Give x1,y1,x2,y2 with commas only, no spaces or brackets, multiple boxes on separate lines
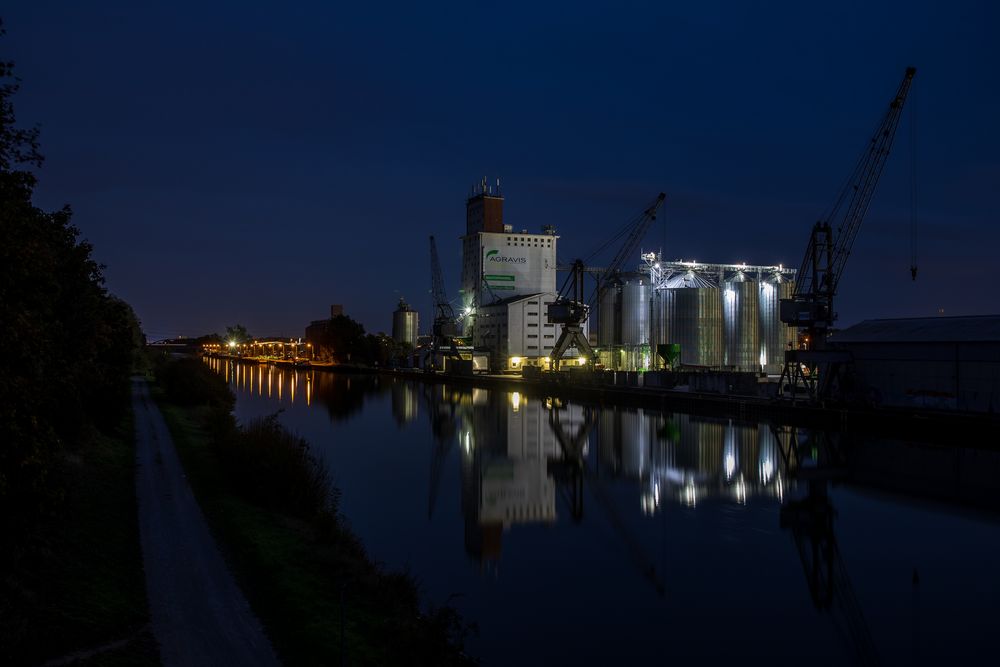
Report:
528,301,538,305
528,345,538,350
528,334,538,338
544,334,554,339
527,323,538,327
528,312,538,317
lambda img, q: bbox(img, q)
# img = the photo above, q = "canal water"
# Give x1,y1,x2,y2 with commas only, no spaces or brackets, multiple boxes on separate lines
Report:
209,359,1000,666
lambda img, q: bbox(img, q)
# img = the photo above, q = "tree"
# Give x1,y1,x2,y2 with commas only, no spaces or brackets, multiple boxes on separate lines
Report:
0,20,142,559
224,324,251,344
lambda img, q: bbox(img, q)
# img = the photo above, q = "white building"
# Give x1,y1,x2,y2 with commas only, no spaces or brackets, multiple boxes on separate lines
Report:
460,182,574,369
474,293,560,370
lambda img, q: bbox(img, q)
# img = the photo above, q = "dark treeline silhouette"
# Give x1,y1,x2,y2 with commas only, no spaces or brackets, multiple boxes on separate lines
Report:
0,22,143,570
307,314,410,366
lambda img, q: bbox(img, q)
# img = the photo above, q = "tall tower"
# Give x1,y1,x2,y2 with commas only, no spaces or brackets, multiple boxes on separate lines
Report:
461,178,505,325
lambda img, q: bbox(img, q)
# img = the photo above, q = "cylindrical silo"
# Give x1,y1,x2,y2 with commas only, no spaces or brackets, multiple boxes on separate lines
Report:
666,287,723,367
620,275,650,346
723,279,760,371
392,298,419,348
598,282,621,347
758,278,796,374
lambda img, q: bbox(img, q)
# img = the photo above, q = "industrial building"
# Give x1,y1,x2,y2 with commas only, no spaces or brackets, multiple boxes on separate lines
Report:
596,255,797,374
829,315,1000,413
460,179,582,370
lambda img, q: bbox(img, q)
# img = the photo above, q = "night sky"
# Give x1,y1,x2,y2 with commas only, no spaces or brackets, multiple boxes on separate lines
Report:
5,1,998,339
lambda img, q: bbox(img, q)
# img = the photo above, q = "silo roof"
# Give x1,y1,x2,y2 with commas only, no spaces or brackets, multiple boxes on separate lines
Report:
831,315,1000,343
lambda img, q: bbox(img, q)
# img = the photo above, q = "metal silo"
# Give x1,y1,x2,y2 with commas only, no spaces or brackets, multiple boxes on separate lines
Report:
650,289,664,351
667,287,723,367
598,282,620,347
758,278,796,374
392,298,419,348
620,275,650,346
723,279,760,371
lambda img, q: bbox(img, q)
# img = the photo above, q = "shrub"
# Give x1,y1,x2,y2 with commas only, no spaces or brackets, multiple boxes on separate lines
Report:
219,415,339,519
158,357,234,411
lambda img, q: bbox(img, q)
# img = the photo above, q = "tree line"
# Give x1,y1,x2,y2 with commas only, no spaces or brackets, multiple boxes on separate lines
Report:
0,21,143,563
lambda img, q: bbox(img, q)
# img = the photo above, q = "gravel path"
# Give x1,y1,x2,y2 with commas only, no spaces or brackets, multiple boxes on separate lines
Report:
133,378,280,666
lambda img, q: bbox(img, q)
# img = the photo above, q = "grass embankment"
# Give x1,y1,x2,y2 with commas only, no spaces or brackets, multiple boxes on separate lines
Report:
154,357,474,666
1,411,158,666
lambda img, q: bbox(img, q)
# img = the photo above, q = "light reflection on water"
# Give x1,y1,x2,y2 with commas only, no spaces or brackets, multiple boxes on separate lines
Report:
205,358,1000,666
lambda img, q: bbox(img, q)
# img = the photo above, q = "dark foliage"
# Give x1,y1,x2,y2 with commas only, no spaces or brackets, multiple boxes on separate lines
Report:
0,23,143,560
157,356,235,411
220,415,339,519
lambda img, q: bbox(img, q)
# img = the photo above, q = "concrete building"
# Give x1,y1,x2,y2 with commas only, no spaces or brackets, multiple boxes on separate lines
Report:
474,292,587,371
830,315,1000,413
460,180,558,327
459,180,567,369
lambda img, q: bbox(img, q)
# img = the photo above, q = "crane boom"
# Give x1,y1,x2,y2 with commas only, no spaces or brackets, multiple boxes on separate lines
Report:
780,68,916,400
429,235,454,321
428,235,460,368
592,192,666,305
784,68,915,334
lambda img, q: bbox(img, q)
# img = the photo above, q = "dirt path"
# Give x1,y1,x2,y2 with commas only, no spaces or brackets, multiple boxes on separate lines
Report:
132,378,280,666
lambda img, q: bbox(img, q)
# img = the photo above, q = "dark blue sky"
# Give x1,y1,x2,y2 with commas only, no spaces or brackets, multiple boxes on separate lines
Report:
6,1,998,338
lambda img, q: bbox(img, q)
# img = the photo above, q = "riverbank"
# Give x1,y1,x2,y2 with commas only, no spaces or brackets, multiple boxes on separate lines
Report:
1,410,158,665
153,358,474,665
210,355,1000,442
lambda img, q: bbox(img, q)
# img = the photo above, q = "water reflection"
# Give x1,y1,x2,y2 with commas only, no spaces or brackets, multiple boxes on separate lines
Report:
205,359,1000,665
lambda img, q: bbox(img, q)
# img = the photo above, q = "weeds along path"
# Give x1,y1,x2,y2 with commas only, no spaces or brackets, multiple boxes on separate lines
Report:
132,378,280,666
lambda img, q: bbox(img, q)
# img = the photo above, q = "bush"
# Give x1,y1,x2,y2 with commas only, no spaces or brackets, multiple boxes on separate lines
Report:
220,415,339,519
158,357,234,411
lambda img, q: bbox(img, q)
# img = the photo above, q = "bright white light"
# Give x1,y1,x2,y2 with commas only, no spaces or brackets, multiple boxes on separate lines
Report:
760,458,774,485
725,453,736,479
510,391,521,411
577,356,587,366
228,340,236,348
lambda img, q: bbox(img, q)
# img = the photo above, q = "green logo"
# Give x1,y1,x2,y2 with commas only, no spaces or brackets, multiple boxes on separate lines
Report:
486,250,498,259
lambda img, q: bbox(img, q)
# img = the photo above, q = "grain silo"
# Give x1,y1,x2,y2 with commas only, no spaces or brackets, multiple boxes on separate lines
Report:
391,298,419,348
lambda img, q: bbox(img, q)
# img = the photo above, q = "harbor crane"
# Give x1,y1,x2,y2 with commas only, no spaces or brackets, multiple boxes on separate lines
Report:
779,67,916,398
428,235,461,370
548,193,666,370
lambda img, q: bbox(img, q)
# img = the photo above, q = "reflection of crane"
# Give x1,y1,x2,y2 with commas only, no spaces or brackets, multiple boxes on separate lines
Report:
423,384,459,519
548,193,665,370
428,235,461,369
780,68,916,399
548,405,666,596
776,427,879,666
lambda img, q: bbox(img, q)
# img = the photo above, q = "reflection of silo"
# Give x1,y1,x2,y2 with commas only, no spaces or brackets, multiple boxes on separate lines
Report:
598,407,621,472
392,298,419,348
757,424,779,486
758,278,796,374
723,279,760,371
620,277,650,346
619,409,649,478
673,414,725,474
598,282,621,346
390,381,419,425
665,288,723,367
723,420,760,482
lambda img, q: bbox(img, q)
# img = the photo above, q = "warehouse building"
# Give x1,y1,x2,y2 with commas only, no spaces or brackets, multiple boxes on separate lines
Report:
830,315,1000,413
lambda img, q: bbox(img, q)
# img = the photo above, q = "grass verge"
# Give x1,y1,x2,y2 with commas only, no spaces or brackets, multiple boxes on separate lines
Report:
0,410,158,666
153,359,474,666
